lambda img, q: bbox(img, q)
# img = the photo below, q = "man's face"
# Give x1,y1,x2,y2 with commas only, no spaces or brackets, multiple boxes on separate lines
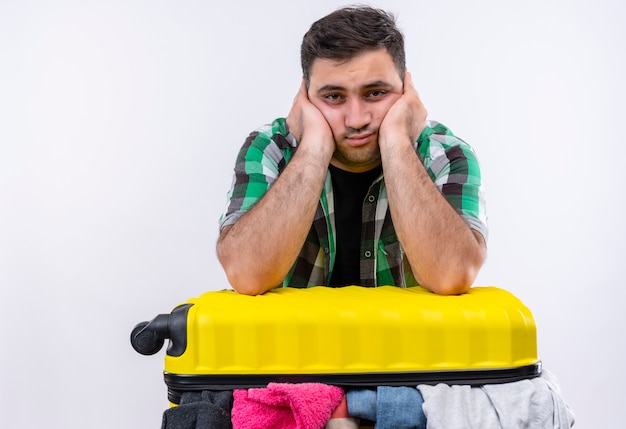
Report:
307,48,404,172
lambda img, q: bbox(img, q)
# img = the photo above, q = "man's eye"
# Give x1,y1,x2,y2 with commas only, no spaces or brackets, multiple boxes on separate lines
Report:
367,90,387,98
324,93,343,101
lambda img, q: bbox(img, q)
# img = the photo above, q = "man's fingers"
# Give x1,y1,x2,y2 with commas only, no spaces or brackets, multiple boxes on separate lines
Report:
404,70,414,90
404,70,421,98
290,78,306,104
297,77,308,100
287,78,311,142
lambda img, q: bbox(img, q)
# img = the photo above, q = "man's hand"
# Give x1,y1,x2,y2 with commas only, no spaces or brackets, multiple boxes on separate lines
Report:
379,71,428,147
286,79,335,162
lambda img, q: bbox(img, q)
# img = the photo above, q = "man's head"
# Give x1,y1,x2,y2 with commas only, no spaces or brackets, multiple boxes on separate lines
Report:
301,6,406,87
298,7,408,172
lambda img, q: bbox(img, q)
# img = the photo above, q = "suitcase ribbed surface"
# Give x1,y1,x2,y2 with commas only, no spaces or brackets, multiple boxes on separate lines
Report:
164,286,539,378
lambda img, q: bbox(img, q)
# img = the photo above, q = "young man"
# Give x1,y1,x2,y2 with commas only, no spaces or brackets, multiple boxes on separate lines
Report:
217,6,487,296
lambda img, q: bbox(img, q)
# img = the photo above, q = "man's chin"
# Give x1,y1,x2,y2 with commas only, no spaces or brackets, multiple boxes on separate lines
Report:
331,150,382,173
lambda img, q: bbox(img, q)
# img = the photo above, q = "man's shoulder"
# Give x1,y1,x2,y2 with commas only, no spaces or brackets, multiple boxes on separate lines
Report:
237,118,298,166
417,120,477,158
248,118,297,150
420,120,463,146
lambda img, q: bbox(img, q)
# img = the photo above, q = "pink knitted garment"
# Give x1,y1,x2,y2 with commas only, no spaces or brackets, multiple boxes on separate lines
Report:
232,383,345,429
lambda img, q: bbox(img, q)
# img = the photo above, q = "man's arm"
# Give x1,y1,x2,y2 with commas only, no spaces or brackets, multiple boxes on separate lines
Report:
378,72,486,295
217,80,335,295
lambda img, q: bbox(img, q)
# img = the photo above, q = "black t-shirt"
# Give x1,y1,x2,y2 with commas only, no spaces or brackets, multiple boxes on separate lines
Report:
328,164,383,287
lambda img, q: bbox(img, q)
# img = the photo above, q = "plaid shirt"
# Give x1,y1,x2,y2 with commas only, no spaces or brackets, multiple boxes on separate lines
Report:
219,118,488,288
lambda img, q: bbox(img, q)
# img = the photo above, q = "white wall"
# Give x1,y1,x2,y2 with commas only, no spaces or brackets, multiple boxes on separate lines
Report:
1,0,623,427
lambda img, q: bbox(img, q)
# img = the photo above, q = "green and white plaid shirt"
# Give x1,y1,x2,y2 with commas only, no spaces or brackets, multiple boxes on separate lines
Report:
219,118,488,288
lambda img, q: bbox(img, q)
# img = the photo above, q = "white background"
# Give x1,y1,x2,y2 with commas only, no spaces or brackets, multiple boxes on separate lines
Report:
1,0,624,427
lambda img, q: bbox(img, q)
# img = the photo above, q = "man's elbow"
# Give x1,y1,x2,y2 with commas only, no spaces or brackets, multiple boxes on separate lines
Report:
420,262,482,295
218,258,268,295
219,255,281,296
227,275,270,296
426,273,474,295
431,237,486,295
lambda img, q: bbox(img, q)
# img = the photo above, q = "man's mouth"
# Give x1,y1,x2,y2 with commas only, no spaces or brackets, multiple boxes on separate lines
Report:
346,132,374,147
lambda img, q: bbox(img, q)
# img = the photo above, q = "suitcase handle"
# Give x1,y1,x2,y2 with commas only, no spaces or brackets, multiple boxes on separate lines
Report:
130,304,193,356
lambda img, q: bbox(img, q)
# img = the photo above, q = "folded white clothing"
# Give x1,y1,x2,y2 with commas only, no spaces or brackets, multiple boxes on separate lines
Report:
418,368,575,429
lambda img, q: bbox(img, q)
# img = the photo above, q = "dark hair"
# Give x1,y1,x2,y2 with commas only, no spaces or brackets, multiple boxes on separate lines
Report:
301,6,405,85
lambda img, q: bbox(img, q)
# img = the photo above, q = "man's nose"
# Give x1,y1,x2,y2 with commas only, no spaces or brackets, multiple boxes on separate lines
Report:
344,99,371,131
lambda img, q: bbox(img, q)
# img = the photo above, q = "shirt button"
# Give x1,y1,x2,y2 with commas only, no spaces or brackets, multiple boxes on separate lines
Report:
367,195,376,203
324,247,330,254
364,250,372,258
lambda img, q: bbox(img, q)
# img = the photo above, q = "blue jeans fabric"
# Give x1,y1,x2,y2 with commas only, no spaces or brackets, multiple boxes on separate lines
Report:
346,386,426,429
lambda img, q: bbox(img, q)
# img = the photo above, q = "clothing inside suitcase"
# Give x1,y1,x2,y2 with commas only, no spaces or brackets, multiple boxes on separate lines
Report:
131,286,541,405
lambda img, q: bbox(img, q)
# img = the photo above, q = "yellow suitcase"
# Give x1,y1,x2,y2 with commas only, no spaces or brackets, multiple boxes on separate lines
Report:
131,286,541,405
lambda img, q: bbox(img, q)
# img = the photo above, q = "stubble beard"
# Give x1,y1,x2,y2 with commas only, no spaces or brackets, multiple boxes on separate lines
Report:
332,138,382,171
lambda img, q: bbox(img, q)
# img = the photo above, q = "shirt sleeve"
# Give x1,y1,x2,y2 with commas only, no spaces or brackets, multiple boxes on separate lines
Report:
219,123,291,231
417,122,489,242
